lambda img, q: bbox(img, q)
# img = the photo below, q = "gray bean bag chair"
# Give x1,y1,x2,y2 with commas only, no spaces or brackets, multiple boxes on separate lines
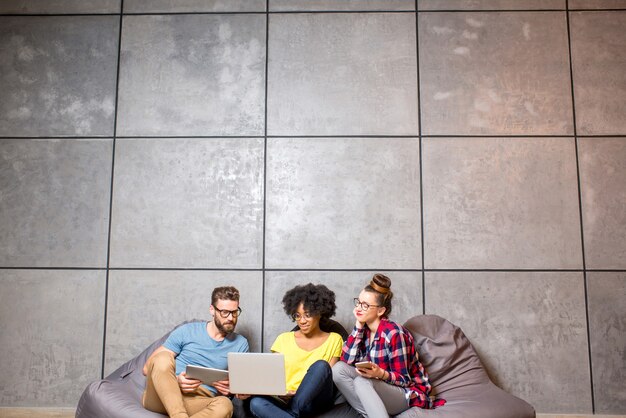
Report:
76,320,217,418
396,315,536,418
75,319,357,418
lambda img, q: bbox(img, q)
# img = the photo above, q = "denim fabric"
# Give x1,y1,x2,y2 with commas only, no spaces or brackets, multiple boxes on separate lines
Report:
250,360,335,418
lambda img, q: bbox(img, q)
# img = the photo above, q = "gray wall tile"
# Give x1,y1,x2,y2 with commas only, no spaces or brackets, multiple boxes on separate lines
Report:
110,138,264,268
425,271,592,414
117,14,266,136
422,137,582,269
570,11,626,135
264,271,423,352
267,13,418,136
0,0,120,13
419,12,573,135
265,137,422,269
124,0,265,13
587,272,626,414
0,16,119,136
270,0,415,11
579,138,626,269
418,0,565,9
0,139,112,267
0,269,105,406
105,270,262,376
569,0,626,8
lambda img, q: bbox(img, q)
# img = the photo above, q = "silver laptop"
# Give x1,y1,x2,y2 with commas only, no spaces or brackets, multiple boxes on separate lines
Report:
228,352,287,395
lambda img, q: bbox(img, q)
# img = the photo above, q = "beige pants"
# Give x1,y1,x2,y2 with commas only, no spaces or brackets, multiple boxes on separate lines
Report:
142,351,233,418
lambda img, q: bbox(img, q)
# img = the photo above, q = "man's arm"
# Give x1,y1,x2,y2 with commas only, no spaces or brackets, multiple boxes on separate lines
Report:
142,345,176,376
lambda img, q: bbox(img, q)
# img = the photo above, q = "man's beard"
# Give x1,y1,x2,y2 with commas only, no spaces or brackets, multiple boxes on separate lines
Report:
215,316,235,335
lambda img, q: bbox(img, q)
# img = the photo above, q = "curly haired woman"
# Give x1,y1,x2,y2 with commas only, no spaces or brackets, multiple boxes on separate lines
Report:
249,283,343,418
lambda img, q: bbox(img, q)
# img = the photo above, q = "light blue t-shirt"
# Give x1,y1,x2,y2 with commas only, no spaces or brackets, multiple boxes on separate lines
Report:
163,321,249,393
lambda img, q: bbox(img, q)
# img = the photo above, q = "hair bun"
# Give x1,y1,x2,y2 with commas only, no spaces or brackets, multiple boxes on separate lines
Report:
370,273,391,294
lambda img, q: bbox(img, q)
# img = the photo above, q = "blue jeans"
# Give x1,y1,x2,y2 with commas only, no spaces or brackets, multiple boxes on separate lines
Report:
249,360,335,418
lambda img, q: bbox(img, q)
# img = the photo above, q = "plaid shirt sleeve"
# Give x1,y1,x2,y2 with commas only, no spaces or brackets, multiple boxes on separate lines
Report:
341,325,367,364
383,328,415,387
378,321,443,409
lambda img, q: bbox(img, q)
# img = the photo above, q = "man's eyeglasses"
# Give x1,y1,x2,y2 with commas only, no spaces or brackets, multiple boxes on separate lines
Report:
292,312,313,322
213,306,242,318
353,298,380,311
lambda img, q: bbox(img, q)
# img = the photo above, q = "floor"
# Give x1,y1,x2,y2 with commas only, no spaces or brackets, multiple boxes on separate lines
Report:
0,409,75,418
1,408,625,418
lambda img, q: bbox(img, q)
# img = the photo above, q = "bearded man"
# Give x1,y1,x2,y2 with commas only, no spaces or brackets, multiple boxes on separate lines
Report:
142,286,249,418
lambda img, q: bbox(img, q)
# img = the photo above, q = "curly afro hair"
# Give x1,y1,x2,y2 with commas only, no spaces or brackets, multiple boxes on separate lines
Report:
282,283,336,319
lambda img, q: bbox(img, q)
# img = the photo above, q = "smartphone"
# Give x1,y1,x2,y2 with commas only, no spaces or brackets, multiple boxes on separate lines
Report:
355,361,374,370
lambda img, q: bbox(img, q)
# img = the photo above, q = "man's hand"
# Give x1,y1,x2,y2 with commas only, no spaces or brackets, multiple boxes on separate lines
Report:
177,371,202,393
212,380,231,396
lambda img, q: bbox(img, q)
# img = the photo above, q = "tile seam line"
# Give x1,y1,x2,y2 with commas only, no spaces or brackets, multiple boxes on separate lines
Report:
260,0,270,352
420,9,623,12
419,9,566,12
0,11,417,17
566,2,594,412
0,13,121,17
0,267,109,270
116,136,266,139
100,0,124,380
4,135,626,139
4,267,626,272
3,8,625,17
2,269,579,272
415,0,426,316
123,11,416,15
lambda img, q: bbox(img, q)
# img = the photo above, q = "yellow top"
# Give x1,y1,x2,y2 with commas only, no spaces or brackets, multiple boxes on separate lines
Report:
271,331,343,392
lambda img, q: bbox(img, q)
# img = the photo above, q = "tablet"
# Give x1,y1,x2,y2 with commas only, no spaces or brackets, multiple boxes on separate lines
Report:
185,365,229,384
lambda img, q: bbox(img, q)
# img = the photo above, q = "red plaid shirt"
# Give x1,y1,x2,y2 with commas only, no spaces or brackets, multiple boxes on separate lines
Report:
340,318,445,409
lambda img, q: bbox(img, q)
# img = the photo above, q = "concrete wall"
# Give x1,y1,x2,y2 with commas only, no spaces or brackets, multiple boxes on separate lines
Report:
0,0,624,415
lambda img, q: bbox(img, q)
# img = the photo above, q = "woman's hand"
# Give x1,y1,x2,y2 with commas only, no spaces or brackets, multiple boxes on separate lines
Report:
355,362,386,381
354,307,365,329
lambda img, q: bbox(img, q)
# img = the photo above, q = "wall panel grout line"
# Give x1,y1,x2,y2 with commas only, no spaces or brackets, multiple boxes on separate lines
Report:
261,0,270,351
5,267,623,272
415,1,426,316
566,1,595,412
419,9,567,13
100,0,124,380
5,267,622,272
3,134,625,140
4,8,625,17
